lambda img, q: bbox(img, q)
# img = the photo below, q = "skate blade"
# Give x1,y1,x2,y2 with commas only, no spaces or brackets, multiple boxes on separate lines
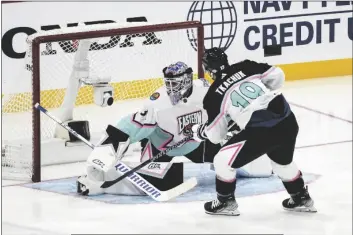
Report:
205,210,240,216
283,206,317,213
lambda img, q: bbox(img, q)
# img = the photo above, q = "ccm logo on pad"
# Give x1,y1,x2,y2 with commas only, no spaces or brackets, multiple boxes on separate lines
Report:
92,159,105,169
147,163,161,170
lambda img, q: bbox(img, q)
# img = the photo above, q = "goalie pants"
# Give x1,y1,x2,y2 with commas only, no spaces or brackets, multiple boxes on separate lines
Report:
224,111,299,169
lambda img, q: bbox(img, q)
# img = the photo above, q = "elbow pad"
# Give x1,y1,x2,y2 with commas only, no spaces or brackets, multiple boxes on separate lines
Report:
262,67,285,90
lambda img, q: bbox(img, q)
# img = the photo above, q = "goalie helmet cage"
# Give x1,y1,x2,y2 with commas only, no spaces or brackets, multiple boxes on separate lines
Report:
26,21,204,182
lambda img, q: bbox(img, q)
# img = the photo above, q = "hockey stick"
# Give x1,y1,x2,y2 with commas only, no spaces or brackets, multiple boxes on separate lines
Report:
101,120,239,188
34,103,197,202
100,136,193,188
35,103,96,149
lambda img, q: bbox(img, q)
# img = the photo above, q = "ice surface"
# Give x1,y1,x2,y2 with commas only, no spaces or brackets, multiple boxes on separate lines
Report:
2,76,352,235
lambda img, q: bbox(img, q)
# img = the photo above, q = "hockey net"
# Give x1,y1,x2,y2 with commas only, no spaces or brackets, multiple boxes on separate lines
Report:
2,21,204,182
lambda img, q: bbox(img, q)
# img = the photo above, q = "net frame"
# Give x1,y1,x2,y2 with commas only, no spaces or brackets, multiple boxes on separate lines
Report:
28,21,204,182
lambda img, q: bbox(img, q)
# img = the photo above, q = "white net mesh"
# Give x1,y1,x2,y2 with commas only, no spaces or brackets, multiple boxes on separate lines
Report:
2,22,202,181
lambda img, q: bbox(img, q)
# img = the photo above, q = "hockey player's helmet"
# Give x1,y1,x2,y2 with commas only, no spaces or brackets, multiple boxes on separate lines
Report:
202,47,229,80
162,62,193,105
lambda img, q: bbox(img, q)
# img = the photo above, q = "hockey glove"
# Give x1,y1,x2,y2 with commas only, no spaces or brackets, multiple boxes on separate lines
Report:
191,123,208,142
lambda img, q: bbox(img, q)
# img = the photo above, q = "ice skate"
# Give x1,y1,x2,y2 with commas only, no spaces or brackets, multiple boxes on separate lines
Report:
282,186,317,212
204,196,240,216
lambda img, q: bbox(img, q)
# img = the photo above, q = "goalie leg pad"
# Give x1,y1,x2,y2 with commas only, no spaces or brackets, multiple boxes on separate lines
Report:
78,166,104,195
87,145,117,172
77,175,105,196
86,125,130,174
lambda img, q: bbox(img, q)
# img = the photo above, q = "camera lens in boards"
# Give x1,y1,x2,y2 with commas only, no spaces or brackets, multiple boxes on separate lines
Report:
102,92,114,106
107,97,114,106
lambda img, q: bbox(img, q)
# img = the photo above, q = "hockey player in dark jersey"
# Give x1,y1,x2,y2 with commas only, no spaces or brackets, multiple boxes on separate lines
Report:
192,47,316,216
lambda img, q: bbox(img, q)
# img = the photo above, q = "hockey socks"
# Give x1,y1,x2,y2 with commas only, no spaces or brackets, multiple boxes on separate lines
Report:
215,177,236,200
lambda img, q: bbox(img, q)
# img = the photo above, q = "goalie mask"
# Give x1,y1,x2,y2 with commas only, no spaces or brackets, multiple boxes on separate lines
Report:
163,62,193,105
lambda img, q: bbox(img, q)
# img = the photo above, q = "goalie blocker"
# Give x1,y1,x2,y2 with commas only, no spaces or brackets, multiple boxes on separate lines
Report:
77,125,183,196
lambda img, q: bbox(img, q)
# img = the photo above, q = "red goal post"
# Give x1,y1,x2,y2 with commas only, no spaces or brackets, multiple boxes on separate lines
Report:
17,21,204,182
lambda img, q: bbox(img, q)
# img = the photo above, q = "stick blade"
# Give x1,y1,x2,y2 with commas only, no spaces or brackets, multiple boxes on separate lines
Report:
156,177,197,202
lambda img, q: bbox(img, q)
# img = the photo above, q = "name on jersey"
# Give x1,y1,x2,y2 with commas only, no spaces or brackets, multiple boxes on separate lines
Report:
177,110,202,136
216,71,246,95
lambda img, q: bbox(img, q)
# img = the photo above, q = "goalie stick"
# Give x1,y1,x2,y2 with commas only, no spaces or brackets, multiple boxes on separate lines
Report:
34,103,197,202
101,121,238,188
100,136,193,188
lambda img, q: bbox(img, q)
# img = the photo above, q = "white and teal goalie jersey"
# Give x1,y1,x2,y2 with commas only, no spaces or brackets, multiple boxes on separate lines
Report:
116,79,209,156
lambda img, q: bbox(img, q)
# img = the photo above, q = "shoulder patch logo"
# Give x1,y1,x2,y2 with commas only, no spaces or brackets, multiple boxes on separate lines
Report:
150,92,160,101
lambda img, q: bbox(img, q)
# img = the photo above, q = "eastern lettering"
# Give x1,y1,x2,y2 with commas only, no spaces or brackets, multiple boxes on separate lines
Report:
177,110,202,135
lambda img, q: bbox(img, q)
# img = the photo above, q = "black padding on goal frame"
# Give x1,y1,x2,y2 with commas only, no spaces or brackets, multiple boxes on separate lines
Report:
68,120,91,142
